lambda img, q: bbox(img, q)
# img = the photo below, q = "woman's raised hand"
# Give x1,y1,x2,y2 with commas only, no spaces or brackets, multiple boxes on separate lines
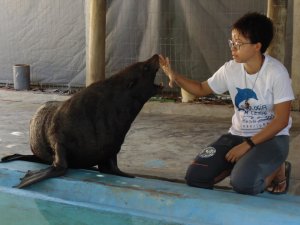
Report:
159,55,175,88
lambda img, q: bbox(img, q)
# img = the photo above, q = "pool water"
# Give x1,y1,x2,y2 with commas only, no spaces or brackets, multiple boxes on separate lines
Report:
0,191,182,225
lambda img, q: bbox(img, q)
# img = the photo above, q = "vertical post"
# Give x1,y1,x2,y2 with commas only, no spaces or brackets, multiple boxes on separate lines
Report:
267,0,288,63
86,0,106,87
291,1,300,111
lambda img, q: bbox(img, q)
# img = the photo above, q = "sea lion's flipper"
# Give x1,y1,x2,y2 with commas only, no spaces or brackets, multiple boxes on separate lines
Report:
1,154,48,164
15,165,67,188
15,143,69,188
98,155,134,178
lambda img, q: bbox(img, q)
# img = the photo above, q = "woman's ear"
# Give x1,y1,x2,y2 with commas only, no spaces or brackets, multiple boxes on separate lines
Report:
254,42,262,52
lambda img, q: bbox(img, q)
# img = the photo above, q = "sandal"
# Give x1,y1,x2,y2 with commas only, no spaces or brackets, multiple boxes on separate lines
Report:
268,161,291,195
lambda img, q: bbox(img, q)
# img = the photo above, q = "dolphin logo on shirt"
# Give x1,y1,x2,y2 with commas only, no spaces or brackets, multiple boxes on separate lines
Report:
235,88,258,111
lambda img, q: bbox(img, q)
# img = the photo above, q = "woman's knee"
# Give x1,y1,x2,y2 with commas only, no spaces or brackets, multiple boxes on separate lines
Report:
185,162,214,189
230,173,264,195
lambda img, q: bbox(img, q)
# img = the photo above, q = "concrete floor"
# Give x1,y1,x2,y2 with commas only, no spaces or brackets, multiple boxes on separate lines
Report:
0,88,299,195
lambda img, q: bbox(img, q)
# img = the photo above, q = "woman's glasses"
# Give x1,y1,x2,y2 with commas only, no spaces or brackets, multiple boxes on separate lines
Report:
228,40,252,50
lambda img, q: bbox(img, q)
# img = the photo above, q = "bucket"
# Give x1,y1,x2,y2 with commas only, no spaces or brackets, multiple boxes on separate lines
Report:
13,64,30,90
181,88,195,103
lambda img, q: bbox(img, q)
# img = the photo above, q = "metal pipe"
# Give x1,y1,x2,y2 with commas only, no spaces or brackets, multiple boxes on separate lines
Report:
86,0,106,87
267,0,288,63
291,0,300,110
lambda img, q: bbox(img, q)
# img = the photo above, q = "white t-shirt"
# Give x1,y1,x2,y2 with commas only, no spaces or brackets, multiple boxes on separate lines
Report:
207,54,295,136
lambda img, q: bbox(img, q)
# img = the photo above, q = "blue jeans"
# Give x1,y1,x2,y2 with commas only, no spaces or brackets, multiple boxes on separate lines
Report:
185,133,289,195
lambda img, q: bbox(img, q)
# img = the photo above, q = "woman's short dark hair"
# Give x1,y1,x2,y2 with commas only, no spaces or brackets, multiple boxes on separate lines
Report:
232,12,274,53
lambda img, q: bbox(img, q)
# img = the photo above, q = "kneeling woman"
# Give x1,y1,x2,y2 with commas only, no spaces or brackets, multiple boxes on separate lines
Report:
159,12,294,195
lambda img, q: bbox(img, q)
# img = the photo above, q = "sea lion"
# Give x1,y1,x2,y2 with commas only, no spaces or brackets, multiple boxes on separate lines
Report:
2,54,162,188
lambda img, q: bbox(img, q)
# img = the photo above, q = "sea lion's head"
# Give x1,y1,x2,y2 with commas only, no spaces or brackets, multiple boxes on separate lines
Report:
116,54,162,103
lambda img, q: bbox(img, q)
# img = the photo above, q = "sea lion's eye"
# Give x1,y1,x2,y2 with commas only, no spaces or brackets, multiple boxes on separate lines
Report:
127,79,137,89
143,65,150,71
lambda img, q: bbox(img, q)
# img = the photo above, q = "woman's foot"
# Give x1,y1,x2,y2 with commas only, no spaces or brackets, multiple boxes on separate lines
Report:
267,161,291,194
